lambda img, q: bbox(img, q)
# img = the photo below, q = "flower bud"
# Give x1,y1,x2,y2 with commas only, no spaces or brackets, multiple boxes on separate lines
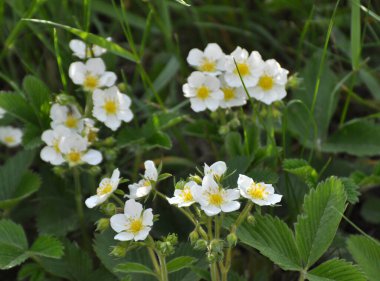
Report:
227,233,238,247
110,245,127,257
194,239,208,251
218,125,229,135
95,218,109,232
117,82,128,92
247,215,255,224
286,73,302,90
101,203,117,216
207,252,218,263
210,239,224,253
189,230,199,245
175,180,186,190
87,166,101,176
189,174,202,185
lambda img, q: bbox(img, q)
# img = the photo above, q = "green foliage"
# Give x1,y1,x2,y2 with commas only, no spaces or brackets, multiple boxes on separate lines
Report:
166,256,197,273
114,262,156,276
347,235,380,281
283,158,318,187
29,236,64,259
341,178,360,204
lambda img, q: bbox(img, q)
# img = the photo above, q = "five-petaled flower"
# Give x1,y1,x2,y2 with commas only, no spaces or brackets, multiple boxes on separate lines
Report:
50,103,83,132
128,160,158,199
167,181,199,207
187,43,226,76
40,125,71,165
0,126,23,147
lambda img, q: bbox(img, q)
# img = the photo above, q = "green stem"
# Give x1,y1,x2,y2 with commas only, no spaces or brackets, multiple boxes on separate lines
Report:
147,248,161,279
233,201,253,231
298,270,306,281
158,254,169,281
73,168,91,251
111,193,125,207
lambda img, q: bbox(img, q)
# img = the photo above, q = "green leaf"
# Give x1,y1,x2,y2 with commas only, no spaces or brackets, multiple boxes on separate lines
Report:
22,123,44,149
359,69,380,100
224,132,243,157
347,235,380,281
167,256,197,273
360,196,380,224
152,56,180,93
341,178,360,204
323,120,380,156
295,177,346,268
24,19,139,63
29,236,64,259
283,158,318,187
350,0,361,69
0,92,39,124
237,214,302,271
18,263,45,281
307,258,366,281
114,262,156,276
0,220,29,269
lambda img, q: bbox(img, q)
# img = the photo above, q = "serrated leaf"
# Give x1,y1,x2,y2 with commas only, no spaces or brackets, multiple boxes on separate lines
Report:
167,256,197,273
0,92,39,124
347,235,380,281
29,236,64,259
237,214,302,271
295,177,346,268
307,258,366,281
341,178,360,204
114,262,156,276
283,158,318,188
18,263,45,281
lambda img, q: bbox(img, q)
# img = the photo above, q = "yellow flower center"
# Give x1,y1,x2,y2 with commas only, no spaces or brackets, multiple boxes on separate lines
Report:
196,86,210,100
143,180,151,187
65,115,78,128
103,100,118,115
97,182,113,196
87,130,98,143
129,219,143,234
200,59,216,72
234,63,250,76
4,136,15,144
53,139,60,153
222,88,235,101
83,75,99,90
181,189,193,202
248,183,267,200
258,75,274,91
67,151,81,163
209,193,223,206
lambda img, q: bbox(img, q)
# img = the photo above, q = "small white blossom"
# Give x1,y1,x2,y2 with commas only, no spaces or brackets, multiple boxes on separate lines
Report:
69,58,117,92
224,47,264,87
59,133,102,166
0,108,6,119
204,161,227,179
218,77,247,108
110,199,153,241
0,126,22,147
83,118,99,143
128,160,158,199
167,181,199,207
193,175,240,216
69,39,109,59
237,174,282,206
92,86,133,131
187,43,225,75
183,71,223,112
247,59,289,105
40,126,71,165
50,103,83,132
85,168,120,208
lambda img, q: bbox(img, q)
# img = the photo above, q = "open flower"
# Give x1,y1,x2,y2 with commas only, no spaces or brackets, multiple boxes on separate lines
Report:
183,71,223,112
128,161,158,199
218,77,247,108
69,39,108,59
237,174,282,206
0,126,22,147
204,161,227,179
110,199,153,241
247,59,289,105
40,126,71,165
186,43,225,75
85,168,120,208
50,103,83,132
193,175,240,216
92,86,133,131
167,181,199,207
59,133,102,166
69,58,117,92
0,108,5,119
224,47,264,87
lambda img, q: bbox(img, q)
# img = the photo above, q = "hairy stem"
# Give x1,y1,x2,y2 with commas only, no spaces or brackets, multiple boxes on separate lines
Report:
158,254,169,281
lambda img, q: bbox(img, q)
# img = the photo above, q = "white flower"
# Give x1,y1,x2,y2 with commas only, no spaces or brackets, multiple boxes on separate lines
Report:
183,71,223,112
92,86,133,131
204,161,227,179
83,118,99,143
0,108,5,119
186,43,226,75
167,181,199,207
224,47,264,87
128,160,158,199
40,126,71,165
69,58,117,91
193,175,240,216
237,174,282,206
218,77,247,108
0,126,22,147
247,59,289,105
50,103,83,132
110,199,153,241
85,168,120,208
59,133,102,166
69,39,109,59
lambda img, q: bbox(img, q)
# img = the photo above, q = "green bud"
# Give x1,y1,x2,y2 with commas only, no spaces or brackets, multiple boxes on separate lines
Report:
286,73,302,89
53,166,66,177
189,175,202,185
87,166,101,176
218,125,229,135
105,149,117,161
207,252,218,263
189,230,199,245
95,218,109,232
165,233,178,245
175,180,186,190
194,239,208,251
103,137,116,147
101,203,117,216
210,239,224,253
247,215,255,224
226,233,238,247
110,245,127,257
117,82,127,92
229,118,241,129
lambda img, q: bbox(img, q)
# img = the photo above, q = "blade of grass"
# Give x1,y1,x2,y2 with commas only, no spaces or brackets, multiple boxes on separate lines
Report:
53,28,67,92
83,0,92,32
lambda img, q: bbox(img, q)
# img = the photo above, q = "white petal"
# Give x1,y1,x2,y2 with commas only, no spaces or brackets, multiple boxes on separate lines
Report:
205,98,219,111
190,98,206,112
69,62,86,85
144,160,158,181
221,201,240,213
69,39,86,59
187,49,204,67
99,72,117,87
135,185,152,198
124,199,143,218
118,109,133,123
188,71,205,87
110,214,128,232
202,174,218,190
267,194,282,205
86,58,105,75
202,205,221,216
224,189,240,201
208,161,227,176
204,43,224,61
85,195,101,208
104,115,121,131
134,228,150,241
142,208,154,226
111,168,120,183
114,232,134,241
237,174,253,190
82,149,102,165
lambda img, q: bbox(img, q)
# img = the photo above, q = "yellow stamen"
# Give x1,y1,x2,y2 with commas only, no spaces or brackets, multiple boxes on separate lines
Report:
234,63,250,76
248,183,267,200
97,182,113,196
181,188,193,202
65,115,78,129
209,193,223,206
196,86,210,100
222,88,235,101
67,151,81,163
129,219,143,234
258,75,274,91
52,139,60,153
200,59,216,72
83,75,99,90
4,136,15,144
103,100,118,115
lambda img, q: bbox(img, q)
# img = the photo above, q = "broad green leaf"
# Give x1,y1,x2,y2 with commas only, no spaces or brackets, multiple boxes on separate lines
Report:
22,123,44,149
307,258,366,281
295,177,346,268
0,92,39,124
347,235,380,281
167,256,197,273
0,220,28,269
114,262,156,276
24,19,139,63
283,158,318,187
29,236,64,259
323,120,380,156
237,214,302,271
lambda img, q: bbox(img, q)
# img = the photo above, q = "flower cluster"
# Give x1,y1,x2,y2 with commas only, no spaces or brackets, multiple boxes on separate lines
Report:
183,43,289,112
